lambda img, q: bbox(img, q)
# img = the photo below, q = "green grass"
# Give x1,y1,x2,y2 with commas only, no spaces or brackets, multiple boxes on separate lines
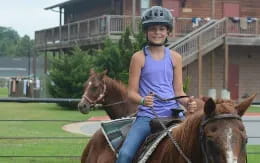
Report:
248,145,260,162
248,106,260,113
0,87,8,97
0,102,106,163
0,88,259,162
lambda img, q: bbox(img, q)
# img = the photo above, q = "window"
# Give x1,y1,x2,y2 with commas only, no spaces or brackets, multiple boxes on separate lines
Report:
140,0,150,16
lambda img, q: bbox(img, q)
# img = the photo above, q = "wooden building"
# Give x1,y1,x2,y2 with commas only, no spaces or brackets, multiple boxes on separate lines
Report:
35,0,260,101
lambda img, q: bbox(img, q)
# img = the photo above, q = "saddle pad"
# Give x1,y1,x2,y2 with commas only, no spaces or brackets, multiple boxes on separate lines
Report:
136,125,179,163
100,117,135,153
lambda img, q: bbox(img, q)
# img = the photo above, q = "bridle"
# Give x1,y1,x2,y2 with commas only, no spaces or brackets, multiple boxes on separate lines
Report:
152,94,247,163
199,114,246,163
83,81,107,106
82,81,126,107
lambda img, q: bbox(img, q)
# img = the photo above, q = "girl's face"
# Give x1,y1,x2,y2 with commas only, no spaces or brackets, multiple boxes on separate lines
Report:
147,25,169,45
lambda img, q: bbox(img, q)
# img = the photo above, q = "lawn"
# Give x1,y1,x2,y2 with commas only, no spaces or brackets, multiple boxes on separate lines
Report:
0,102,106,163
0,87,8,97
0,88,260,162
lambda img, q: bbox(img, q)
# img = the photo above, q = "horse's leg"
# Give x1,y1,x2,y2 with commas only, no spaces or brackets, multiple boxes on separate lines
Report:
81,139,91,163
81,129,116,163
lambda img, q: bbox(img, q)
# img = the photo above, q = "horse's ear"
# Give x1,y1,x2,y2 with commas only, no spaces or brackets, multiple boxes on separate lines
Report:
201,96,210,102
98,69,108,80
204,98,216,116
102,69,108,75
236,94,256,116
90,68,96,75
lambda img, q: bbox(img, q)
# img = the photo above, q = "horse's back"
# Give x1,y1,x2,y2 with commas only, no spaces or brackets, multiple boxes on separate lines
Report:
81,129,116,163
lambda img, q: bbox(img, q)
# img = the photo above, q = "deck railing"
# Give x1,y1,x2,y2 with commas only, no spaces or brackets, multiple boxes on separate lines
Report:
226,18,260,36
35,16,260,51
35,15,201,50
167,17,260,66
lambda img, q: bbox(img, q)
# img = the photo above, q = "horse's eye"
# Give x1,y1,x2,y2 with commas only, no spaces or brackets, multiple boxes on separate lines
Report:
91,87,97,92
239,126,245,132
210,126,217,133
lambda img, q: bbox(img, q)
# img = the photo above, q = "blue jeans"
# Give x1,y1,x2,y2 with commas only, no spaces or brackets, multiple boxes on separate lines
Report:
116,116,152,163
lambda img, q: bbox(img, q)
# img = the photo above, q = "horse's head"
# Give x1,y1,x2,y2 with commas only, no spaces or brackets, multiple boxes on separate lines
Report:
78,69,108,114
200,94,256,163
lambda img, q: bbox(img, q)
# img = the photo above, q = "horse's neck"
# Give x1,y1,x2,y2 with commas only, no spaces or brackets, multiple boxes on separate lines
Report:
165,114,203,162
104,79,136,119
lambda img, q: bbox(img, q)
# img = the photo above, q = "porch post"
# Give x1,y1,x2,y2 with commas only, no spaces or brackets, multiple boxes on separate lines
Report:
210,51,215,88
132,0,136,32
224,41,229,89
211,0,215,18
59,7,62,54
44,51,48,74
198,35,202,97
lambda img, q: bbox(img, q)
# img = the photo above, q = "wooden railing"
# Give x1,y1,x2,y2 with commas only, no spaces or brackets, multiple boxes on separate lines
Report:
34,15,202,50
226,18,260,36
168,17,260,66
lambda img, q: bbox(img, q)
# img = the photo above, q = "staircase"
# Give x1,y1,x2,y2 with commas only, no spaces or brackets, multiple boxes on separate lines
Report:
168,18,227,67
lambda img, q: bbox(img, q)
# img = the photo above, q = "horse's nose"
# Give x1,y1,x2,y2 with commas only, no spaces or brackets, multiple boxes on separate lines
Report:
78,102,91,114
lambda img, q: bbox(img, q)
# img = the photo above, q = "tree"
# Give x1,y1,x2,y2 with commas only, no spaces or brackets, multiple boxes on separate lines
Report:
47,46,93,109
0,26,34,56
94,25,146,83
15,35,34,57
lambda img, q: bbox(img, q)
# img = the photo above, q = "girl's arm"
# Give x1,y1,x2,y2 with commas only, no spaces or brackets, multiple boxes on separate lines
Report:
128,51,153,107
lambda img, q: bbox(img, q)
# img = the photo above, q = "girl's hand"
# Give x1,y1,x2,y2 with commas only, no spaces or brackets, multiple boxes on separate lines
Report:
187,96,197,114
142,93,154,107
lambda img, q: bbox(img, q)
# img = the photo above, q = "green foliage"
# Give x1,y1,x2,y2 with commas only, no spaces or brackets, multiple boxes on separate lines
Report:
0,26,34,56
47,47,93,108
94,25,146,83
183,76,191,93
94,38,123,79
47,25,146,109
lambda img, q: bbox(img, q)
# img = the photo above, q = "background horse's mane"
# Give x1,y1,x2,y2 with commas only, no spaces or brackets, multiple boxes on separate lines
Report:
103,75,127,98
167,98,237,156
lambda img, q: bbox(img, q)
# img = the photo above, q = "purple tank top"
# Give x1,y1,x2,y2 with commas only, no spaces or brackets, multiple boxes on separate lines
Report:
137,46,181,118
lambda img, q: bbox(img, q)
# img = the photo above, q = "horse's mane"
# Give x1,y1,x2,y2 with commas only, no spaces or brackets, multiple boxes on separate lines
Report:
104,75,128,99
166,99,237,156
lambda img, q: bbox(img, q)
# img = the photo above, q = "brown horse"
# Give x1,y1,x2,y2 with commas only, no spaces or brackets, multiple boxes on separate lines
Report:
81,94,256,163
78,69,137,162
78,69,137,119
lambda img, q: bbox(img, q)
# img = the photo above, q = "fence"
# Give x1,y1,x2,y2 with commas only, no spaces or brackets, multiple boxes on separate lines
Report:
0,98,260,161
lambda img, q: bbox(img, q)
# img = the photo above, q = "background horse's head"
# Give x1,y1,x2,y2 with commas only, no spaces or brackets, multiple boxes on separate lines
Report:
78,69,107,114
200,94,256,163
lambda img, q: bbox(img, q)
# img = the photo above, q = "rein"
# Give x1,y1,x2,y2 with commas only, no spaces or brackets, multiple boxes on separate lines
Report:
199,114,244,163
151,95,192,163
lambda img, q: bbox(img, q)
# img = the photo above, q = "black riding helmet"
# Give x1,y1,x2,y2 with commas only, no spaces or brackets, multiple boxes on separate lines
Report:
142,6,174,32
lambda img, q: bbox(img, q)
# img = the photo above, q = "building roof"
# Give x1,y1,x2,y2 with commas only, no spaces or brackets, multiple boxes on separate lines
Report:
45,0,82,10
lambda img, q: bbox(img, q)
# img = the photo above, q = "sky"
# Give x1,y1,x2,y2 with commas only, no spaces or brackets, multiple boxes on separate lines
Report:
1,0,67,39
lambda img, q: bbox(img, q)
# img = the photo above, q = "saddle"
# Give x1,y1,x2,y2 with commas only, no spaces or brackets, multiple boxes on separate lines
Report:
101,114,183,161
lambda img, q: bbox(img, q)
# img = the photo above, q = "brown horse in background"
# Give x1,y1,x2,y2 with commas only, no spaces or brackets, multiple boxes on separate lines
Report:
78,69,137,119
81,94,256,163
78,69,137,162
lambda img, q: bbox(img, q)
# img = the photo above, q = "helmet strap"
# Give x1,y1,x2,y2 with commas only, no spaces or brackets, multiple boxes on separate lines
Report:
147,41,164,46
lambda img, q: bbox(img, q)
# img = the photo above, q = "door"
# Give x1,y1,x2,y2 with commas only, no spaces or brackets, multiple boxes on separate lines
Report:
223,3,240,17
228,64,239,100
